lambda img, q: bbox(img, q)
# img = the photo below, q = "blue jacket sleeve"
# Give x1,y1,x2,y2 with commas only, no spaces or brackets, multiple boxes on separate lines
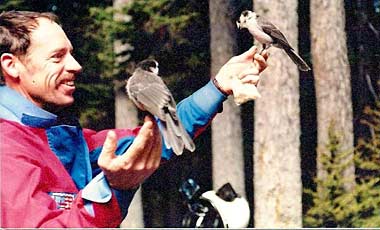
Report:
161,80,227,159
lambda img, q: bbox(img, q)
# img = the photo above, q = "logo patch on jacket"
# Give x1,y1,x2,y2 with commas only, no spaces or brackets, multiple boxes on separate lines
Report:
48,192,76,210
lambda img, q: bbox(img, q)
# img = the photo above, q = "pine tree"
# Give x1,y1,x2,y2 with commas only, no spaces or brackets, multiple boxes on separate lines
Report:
304,102,380,228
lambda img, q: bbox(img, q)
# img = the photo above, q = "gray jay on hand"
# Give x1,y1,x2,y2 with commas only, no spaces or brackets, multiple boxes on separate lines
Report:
236,10,311,71
126,59,195,155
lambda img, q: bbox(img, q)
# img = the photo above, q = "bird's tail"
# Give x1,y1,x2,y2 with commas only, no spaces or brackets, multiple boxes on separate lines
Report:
284,48,311,72
161,113,195,155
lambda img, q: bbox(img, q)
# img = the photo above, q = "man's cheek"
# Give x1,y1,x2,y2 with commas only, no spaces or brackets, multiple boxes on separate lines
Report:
43,64,63,87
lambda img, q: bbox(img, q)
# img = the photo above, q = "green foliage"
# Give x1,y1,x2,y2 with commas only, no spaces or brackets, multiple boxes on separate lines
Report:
304,102,380,227
76,0,210,129
81,6,117,79
72,83,115,130
0,0,27,11
115,0,210,99
123,0,197,41
56,2,117,130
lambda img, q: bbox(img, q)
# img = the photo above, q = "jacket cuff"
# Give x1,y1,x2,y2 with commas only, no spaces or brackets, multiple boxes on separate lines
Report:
82,172,112,203
81,172,137,219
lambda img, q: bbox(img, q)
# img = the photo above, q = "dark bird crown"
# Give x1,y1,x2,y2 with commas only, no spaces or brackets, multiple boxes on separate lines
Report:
137,59,158,72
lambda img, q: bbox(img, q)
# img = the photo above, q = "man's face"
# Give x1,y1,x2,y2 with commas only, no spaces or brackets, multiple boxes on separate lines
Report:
16,18,82,110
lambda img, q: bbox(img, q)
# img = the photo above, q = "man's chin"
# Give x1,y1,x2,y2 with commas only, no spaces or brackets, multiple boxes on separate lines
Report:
44,98,75,113
59,98,75,108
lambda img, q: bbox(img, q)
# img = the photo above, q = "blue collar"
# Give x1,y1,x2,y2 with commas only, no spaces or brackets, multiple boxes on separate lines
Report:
0,86,57,128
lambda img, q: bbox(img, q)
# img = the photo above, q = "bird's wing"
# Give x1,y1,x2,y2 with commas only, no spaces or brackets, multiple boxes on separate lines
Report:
127,67,195,155
127,69,173,119
258,18,293,50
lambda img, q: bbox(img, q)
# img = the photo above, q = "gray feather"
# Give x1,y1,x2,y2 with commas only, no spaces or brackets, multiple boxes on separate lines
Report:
284,48,311,72
165,113,184,154
259,19,292,49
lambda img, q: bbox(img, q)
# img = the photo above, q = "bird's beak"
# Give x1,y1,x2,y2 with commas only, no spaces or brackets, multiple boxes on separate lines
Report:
236,21,240,29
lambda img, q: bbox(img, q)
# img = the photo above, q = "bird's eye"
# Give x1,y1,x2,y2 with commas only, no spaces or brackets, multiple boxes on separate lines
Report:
242,11,249,17
237,19,240,24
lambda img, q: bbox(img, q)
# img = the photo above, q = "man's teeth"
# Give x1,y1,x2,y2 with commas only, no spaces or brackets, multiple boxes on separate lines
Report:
64,81,75,86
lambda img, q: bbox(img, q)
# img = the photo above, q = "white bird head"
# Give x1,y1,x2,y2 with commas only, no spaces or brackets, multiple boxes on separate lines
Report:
236,10,258,29
137,59,159,75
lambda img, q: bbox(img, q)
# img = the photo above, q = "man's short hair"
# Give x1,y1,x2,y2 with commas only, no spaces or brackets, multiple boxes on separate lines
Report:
0,11,58,84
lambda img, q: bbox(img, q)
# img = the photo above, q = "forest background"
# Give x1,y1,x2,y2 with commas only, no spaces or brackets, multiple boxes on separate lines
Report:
1,0,380,228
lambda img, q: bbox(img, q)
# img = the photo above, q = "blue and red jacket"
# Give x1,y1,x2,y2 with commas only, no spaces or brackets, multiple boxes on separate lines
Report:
0,81,227,228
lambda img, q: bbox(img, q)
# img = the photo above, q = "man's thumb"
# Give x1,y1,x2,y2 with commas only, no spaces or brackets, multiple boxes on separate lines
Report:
239,46,258,60
98,131,118,165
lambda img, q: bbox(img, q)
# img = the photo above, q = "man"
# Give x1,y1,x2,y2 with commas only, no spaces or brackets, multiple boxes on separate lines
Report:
0,11,267,227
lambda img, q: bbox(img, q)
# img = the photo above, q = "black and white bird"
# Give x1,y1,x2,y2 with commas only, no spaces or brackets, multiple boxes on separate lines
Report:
126,59,195,155
236,10,311,71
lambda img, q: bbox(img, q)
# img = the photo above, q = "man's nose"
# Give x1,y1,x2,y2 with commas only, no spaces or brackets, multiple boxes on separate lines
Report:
67,54,82,73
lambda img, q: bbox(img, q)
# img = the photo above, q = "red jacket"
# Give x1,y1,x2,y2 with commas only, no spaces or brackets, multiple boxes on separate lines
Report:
0,82,226,227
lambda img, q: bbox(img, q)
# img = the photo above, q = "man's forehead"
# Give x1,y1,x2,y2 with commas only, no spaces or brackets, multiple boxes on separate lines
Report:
28,18,72,52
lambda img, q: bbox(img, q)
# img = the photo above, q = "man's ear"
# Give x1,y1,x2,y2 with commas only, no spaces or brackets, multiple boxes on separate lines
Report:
1,53,19,79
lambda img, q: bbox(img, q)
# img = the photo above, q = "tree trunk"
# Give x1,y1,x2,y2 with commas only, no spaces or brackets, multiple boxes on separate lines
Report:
113,0,143,228
115,83,142,228
310,0,355,191
209,0,246,197
253,0,302,227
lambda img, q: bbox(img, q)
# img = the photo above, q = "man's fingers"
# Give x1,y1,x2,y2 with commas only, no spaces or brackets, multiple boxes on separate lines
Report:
98,131,118,167
254,53,266,64
242,46,258,60
261,49,270,61
254,53,268,72
238,67,259,79
138,115,161,169
118,115,156,162
136,117,156,164
240,74,260,85
146,120,162,168
230,46,258,63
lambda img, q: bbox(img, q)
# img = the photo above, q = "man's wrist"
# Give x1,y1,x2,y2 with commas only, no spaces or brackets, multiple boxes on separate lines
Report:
212,77,229,96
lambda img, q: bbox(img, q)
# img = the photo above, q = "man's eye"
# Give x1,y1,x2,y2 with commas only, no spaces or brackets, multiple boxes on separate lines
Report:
51,53,65,61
